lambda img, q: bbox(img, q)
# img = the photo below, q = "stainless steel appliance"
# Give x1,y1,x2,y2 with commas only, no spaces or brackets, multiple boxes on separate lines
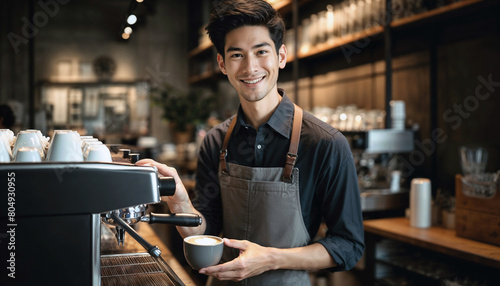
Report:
0,161,201,286
345,129,414,213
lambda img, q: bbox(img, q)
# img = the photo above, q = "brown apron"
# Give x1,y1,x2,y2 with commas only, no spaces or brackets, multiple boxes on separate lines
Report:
211,104,311,286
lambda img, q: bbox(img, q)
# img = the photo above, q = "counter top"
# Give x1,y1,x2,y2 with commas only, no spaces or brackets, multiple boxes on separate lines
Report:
363,217,500,269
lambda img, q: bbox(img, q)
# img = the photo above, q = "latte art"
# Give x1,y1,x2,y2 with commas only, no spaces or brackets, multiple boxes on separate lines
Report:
187,236,221,245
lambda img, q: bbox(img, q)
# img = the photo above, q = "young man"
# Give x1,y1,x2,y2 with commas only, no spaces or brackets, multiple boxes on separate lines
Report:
138,0,364,284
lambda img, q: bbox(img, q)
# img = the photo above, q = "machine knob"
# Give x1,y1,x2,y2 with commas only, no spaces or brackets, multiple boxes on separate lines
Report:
158,176,176,196
120,149,131,158
129,153,140,163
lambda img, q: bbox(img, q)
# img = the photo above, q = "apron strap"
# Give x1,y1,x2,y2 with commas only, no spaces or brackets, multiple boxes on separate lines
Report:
219,104,303,181
283,105,302,182
220,115,237,175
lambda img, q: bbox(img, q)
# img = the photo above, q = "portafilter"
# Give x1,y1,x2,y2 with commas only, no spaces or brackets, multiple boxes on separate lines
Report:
102,176,202,252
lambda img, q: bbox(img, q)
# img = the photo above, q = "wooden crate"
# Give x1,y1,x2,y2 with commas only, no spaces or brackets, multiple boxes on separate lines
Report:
455,175,500,246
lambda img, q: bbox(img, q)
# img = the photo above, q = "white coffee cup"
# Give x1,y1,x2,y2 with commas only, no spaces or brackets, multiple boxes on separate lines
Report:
80,136,95,147
83,141,103,159
14,146,42,162
26,129,50,149
0,129,15,146
12,131,45,160
46,131,83,162
85,144,112,162
0,134,12,162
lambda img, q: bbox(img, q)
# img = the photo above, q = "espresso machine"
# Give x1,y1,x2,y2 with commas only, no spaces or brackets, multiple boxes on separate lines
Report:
345,129,414,214
0,161,201,286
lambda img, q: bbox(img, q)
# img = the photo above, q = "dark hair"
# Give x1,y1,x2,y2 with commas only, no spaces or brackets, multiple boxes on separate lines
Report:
0,104,15,129
206,0,285,58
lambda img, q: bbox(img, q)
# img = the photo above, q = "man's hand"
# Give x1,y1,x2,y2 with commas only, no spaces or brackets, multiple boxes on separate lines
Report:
135,159,206,237
199,238,278,281
135,159,191,210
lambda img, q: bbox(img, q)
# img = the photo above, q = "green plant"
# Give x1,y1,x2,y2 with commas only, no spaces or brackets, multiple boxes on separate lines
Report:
151,83,215,132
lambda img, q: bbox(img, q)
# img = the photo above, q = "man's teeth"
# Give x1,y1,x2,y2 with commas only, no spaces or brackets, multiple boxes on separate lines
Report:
243,77,264,84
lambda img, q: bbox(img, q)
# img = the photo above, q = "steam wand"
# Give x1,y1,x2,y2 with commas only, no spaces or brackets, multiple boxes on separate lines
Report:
110,213,162,258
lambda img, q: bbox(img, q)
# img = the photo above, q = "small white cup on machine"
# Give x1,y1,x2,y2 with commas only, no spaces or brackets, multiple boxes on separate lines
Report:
46,130,83,162
85,144,112,162
0,133,13,162
12,130,45,160
14,146,42,162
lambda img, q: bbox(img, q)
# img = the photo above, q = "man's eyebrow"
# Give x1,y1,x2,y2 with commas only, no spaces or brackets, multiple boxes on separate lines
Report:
226,42,272,53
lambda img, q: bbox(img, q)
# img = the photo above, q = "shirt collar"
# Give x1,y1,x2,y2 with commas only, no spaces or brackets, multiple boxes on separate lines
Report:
234,88,294,139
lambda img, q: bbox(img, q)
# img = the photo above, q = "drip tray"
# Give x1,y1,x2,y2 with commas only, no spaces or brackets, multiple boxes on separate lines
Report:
101,253,184,286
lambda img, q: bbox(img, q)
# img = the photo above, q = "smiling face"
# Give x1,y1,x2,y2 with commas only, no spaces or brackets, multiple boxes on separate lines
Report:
217,25,287,104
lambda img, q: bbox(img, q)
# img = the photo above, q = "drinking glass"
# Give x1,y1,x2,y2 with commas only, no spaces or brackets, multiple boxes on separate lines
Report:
460,146,488,175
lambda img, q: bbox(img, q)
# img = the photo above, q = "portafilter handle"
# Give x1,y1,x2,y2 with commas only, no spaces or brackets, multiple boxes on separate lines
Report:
141,213,202,226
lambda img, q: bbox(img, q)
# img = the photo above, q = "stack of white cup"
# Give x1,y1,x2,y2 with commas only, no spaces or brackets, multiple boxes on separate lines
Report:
0,129,15,162
390,100,406,130
0,129,112,163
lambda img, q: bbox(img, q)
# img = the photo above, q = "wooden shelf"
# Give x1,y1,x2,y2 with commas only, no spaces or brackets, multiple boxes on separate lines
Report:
364,217,500,269
391,0,485,28
288,26,384,62
188,40,213,58
188,0,492,83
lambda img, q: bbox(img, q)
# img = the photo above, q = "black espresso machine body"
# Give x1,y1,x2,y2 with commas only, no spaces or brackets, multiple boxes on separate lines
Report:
0,162,170,286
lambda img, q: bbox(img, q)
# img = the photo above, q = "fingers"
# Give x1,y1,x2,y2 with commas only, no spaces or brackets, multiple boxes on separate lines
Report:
199,261,246,281
223,238,249,251
135,159,181,183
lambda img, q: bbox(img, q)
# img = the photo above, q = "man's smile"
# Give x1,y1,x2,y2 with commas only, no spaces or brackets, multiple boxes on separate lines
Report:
241,76,265,84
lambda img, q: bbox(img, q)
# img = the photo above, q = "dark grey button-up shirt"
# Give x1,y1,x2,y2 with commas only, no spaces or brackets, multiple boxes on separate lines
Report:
193,89,364,271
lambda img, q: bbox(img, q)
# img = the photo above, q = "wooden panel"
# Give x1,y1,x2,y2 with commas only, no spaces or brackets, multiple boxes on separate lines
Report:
456,208,500,247
455,175,500,216
455,174,500,246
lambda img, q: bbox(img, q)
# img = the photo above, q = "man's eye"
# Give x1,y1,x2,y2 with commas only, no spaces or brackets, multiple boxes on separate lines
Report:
257,50,268,55
231,54,242,58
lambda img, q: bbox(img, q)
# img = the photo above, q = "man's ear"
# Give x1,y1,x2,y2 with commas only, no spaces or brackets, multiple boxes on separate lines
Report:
278,44,287,69
217,53,227,75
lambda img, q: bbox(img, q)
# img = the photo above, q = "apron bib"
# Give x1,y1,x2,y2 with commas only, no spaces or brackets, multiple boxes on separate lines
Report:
212,105,311,286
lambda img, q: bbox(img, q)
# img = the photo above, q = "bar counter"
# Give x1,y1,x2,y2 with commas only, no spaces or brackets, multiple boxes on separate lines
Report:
364,217,500,268
363,217,500,285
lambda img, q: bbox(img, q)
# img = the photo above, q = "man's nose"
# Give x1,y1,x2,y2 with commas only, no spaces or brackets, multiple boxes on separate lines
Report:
242,55,258,74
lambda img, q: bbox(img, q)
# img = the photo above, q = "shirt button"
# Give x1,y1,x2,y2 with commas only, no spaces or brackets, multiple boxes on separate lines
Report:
257,145,262,149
